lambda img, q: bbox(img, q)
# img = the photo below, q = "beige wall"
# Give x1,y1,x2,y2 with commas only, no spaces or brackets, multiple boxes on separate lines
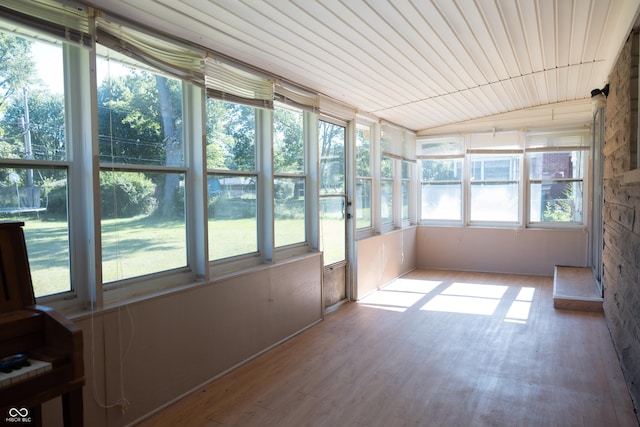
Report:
355,227,417,299
416,226,589,277
45,253,323,426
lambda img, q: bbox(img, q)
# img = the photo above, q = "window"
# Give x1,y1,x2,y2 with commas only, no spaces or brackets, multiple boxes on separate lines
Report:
0,31,72,298
97,50,188,283
273,106,305,247
355,124,372,229
528,151,584,223
205,99,258,260
525,131,588,224
469,154,521,223
401,161,411,222
421,159,463,221
418,135,464,223
381,156,394,225
419,130,587,227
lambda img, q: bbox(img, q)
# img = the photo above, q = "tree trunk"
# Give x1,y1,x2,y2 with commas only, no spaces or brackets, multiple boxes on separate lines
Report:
155,75,182,218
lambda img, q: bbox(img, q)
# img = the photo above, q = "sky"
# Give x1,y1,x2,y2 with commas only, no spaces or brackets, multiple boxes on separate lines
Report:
30,41,129,94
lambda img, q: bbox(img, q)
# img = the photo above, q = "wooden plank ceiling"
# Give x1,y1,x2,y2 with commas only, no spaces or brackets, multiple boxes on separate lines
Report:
89,0,640,132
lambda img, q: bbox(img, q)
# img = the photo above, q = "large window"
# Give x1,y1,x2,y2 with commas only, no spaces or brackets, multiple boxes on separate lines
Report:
0,31,71,298
421,159,463,221
419,131,588,227
206,99,258,260
469,154,521,223
97,50,187,283
273,106,306,247
528,152,585,224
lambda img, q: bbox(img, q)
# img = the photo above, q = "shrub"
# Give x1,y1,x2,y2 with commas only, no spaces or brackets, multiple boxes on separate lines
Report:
100,172,155,218
44,180,68,218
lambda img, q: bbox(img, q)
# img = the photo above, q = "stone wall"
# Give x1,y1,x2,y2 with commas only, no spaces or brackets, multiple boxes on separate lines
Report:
603,29,640,411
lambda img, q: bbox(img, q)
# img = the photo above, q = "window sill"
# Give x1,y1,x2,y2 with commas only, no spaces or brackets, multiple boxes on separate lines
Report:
623,169,640,185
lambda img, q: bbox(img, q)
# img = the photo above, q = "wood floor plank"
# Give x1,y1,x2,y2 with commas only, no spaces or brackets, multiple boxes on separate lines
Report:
136,270,638,427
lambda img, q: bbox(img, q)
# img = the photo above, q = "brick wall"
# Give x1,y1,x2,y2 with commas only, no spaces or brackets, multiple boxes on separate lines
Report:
603,29,640,411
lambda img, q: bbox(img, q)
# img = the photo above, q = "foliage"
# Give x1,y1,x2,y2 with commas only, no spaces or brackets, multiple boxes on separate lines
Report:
422,159,459,181
1,89,66,161
205,99,255,171
100,171,155,218
543,185,574,222
319,120,345,193
356,127,371,177
97,69,182,166
273,107,303,173
209,194,255,219
0,34,35,111
43,179,68,218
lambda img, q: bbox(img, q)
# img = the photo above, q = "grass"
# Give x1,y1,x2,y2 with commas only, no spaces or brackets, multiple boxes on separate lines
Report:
10,213,346,298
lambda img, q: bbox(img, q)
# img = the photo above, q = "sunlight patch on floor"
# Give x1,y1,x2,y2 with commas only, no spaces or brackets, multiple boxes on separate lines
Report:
358,279,536,323
358,290,427,312
421,294,501,315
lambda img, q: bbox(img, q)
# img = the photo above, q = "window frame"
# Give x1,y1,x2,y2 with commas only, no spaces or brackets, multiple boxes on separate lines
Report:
525,149,588,228
419,157,464,225
204,98,260,264
419,130,589,230
355,122,373,233
467,152,523,226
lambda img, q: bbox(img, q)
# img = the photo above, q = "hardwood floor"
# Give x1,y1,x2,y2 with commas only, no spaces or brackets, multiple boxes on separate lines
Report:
137,270,638,426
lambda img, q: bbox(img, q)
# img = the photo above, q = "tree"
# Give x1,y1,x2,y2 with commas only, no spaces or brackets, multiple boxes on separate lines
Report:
0,34,35,112
422,159,458,181
205,98,231,170
225,103,255,171
156,75,182,217
273,108,303,173
319,120,345,193
97,68,184,218
2,89,65,161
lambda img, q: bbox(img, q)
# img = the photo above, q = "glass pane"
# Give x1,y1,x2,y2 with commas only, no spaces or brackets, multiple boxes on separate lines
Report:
381,156,393,179
205,99,255,171
274,107,303,174
97,52,184,167
422,159,462,181
470,154,520,181
356,126,371,177
274,177,305,246
422,183,462,221
0,167,70,297
319,120,345,194
320,197,345,266
402,162,410,179
208,174,258,260
381,180,393,224
101,171,187,283
402,180,410,220
356,178,372,229
529,151,584,180
530,181,583,222
0,37,66,161
470,182,519,222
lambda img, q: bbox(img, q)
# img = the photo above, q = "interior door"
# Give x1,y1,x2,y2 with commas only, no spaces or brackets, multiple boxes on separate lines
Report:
319,119,349,309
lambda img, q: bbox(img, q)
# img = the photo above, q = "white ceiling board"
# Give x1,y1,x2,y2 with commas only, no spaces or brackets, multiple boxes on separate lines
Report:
84,0,640,132
417,99,593,135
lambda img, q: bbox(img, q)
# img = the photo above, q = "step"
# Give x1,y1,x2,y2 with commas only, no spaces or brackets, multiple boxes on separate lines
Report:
553,265,603,312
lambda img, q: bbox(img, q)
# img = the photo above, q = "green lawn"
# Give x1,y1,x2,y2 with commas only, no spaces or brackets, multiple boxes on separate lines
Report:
12,214,346,298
